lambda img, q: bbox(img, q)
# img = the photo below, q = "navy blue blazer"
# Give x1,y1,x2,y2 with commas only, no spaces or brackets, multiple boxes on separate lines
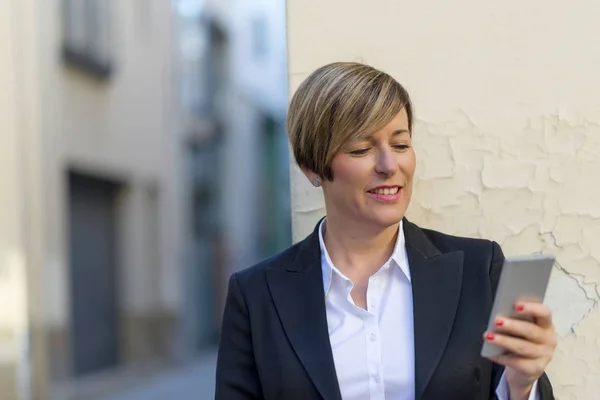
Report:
215,218,554,399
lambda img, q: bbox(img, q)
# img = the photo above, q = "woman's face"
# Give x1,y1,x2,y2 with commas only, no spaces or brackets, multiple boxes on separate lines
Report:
321,108,416,229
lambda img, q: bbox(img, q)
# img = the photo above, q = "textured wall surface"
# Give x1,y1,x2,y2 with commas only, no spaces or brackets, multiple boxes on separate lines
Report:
286,1,600,398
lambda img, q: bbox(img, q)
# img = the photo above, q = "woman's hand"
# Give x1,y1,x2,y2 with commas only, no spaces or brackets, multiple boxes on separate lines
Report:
483,302,557,400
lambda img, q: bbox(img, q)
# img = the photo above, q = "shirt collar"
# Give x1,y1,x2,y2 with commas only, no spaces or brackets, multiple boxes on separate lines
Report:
319,218,411,295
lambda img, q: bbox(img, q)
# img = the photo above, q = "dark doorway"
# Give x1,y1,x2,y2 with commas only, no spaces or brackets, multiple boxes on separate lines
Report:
68,172,121,376
258,116,292,259
187,141,222,350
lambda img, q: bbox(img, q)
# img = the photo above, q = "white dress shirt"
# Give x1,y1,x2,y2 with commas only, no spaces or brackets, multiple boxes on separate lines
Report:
319,218,538,400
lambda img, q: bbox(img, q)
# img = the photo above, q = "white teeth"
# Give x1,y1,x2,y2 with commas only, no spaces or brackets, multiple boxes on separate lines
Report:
371,187,399,195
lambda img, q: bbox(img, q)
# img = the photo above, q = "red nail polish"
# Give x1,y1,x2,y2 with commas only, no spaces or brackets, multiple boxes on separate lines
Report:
516,304,525,311
495,319,504,327
486,332,495,341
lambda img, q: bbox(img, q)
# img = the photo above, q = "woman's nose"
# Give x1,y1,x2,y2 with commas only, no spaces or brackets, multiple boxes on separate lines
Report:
374,148,398,177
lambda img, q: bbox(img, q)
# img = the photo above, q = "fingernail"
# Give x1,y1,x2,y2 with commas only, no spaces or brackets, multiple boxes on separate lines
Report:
516,304,525,311
495,318,504,327
485,332,495,341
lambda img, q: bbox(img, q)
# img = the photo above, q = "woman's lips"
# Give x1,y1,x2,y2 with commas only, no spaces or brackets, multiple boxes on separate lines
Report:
367,186,402,201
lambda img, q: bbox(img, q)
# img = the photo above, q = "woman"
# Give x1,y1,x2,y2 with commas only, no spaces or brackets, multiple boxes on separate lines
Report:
215,62,556,400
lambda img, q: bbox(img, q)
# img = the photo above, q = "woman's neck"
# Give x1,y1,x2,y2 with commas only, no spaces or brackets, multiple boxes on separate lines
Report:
323,216,400,277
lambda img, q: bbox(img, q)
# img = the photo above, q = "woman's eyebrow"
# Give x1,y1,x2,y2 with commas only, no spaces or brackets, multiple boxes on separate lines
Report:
392,129,410,136
355,128,410,142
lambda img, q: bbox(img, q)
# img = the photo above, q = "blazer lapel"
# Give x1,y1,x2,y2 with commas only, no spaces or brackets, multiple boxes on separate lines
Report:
266,221,342,400
404,219,464,399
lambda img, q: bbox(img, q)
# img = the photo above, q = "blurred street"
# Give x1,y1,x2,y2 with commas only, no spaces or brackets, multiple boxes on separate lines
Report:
0,0,289,398
103,353,216,400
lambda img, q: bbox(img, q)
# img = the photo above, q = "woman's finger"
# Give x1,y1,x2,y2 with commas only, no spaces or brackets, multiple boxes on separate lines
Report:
514,302,554,329
483,331,544,359
492,316,546,344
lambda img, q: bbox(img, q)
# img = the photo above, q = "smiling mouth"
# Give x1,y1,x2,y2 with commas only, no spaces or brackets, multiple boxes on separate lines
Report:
368,187,400,195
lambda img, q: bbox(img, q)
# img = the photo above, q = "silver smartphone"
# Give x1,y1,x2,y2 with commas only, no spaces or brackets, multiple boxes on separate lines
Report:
481,254,555,358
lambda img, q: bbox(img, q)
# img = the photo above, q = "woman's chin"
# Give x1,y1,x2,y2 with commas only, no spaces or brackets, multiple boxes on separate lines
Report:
366,211,405,228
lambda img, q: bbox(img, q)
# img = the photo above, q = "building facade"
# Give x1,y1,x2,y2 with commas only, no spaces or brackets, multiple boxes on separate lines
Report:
1,0,188,399
286,0,600,398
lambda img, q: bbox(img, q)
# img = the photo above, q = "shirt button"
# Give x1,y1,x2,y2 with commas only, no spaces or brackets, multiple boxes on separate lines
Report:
370,333,376,342
374,375,380,383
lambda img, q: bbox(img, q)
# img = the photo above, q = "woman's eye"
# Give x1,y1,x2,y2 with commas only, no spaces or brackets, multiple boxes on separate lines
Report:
349,148,370,155
393,144,410,150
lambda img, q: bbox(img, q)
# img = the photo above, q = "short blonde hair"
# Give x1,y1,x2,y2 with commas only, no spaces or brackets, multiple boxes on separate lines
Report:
287,62,413,180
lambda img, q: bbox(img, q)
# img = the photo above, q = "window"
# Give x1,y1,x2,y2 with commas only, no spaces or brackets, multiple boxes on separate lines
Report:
62,0,113,79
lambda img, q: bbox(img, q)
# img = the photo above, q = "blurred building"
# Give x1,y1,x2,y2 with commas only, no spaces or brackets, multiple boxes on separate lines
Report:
174,0,290,351
0,0,289,399
2,0,188,399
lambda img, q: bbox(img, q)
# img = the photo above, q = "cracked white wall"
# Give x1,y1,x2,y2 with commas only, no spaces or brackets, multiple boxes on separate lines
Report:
287,1,600,398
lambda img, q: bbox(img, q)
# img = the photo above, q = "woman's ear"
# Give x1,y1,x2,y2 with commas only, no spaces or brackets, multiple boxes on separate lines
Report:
301,168,322,187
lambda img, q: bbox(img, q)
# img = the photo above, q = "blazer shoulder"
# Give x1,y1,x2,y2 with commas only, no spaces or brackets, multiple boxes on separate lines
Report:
417,227,504,288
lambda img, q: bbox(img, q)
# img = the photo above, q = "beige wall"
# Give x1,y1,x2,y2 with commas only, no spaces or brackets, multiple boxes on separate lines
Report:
0,0,47,397
287,1,600,398
0,3,30,395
